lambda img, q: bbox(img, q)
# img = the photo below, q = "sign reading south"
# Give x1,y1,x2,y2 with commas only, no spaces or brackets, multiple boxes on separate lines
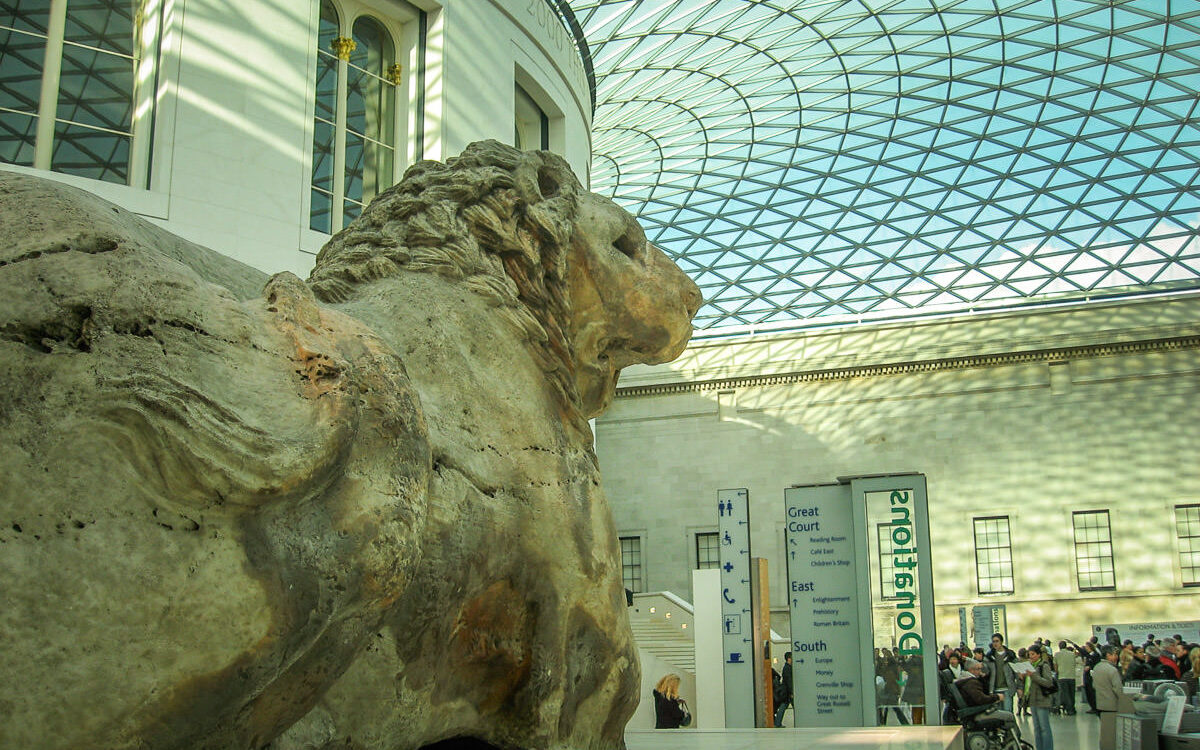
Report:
785,485,861,726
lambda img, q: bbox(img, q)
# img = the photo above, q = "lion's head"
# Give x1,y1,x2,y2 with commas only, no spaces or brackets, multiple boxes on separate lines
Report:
309,140,700,421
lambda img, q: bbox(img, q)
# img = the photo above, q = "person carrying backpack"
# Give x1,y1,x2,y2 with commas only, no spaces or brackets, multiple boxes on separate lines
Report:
1026,644,1057,750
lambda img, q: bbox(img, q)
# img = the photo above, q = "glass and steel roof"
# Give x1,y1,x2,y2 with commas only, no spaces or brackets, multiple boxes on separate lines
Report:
565,0,1200,335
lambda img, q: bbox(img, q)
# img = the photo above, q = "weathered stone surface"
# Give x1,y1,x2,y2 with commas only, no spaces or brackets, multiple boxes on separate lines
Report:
0,172,432,750
0,141,699,750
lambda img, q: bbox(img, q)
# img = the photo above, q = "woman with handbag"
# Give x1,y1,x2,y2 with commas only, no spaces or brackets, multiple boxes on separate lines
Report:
653,673,691,728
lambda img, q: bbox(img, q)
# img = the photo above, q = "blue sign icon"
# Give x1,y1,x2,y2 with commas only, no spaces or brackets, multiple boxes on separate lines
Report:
723,587,736,604
722,530,732,545
723,561,734,572
727,652,743,663
723,614,742,634
718,498,730,516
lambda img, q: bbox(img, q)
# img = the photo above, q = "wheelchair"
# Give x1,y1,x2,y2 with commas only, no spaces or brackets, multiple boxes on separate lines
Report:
946,681,1033,750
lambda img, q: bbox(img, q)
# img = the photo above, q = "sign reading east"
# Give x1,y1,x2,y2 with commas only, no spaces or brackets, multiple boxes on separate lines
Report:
785,484,862,726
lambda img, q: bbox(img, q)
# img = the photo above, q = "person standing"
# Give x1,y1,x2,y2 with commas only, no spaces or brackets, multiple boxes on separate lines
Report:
1092,646,1124,750
1015,648,1032,716
653,674,690,729
1157,639,1183,679
1125,645,1151,681
1055,641,1079,715
1026,644,1056,750
904,655,925,724
1056,638,1084,715
773,652,793,727
1082,640,1102,714
985,633,1018,712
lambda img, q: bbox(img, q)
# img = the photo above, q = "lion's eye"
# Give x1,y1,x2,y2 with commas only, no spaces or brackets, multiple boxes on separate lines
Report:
613,232,640,259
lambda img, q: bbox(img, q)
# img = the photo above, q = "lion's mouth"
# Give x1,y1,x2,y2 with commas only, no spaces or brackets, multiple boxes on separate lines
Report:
596,337,652,365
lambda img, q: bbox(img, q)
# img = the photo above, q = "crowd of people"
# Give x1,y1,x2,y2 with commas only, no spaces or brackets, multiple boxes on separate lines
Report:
654,630,1200,744
867,632,1200,748
926,632,1200,750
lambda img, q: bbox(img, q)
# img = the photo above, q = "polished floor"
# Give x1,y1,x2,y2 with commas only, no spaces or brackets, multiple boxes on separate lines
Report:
627,705,1103,750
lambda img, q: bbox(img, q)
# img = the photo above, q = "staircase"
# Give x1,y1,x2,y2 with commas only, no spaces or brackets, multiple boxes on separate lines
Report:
628,591,696,674
628,591,791,676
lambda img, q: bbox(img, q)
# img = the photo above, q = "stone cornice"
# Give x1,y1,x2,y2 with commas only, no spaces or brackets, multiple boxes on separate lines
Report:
615,334,1200,398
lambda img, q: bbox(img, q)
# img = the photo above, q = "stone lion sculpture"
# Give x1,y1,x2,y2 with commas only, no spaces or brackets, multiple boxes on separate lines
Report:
0,140,699,750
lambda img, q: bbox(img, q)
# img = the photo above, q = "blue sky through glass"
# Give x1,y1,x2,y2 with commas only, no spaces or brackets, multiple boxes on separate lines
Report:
568,0,1200,333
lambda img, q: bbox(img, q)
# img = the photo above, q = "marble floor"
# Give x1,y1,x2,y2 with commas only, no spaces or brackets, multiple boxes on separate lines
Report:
626,707,1103,750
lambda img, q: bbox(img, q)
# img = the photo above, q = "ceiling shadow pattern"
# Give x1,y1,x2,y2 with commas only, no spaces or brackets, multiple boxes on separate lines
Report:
565,0,1200,334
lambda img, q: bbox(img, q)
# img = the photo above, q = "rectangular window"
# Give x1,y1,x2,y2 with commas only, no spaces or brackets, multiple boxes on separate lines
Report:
877,523,899,599
1176,504,1200,587
973,516,1014,595
695,531,719,569
0,0,160,187
619,536,643,593
514,82,548,151
1073,510,1115,591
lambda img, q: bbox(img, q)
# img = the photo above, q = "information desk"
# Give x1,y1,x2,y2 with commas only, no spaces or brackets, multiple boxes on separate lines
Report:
1118,713,1159,750
626,726,963,750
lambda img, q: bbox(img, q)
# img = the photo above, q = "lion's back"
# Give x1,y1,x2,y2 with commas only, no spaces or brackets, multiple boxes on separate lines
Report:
0,172,431,749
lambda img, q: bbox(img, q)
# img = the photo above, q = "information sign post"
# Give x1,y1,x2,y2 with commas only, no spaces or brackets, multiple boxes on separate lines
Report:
785,474,936,728
784,483,866,727
973,605,1007,648
717,488,754,728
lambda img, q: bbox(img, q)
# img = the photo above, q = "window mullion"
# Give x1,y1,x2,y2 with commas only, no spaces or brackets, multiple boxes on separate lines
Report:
33,0,69,170
332,49,350,233
130,0,159,188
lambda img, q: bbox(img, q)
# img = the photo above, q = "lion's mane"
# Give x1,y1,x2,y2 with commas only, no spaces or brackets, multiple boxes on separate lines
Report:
308,140,585,426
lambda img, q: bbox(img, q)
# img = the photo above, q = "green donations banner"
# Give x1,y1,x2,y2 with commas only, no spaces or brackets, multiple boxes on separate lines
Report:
786,474,938,728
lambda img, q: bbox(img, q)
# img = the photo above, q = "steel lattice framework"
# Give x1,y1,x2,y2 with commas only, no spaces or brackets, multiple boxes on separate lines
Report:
564,0,1200,334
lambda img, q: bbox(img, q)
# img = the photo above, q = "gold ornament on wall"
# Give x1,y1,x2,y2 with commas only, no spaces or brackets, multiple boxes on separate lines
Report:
387,64,403,86
331,36,357,61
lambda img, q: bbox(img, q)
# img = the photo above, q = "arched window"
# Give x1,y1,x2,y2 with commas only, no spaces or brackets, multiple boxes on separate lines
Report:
0,0,159,186
309,1,397,234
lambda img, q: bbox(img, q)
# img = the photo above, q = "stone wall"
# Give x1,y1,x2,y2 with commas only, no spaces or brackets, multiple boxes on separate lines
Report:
596,293,1200,644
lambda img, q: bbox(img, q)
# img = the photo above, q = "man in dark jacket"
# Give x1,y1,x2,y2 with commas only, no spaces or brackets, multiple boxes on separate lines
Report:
1082,640,1103,714
984,633,1018,712
773,652,793,727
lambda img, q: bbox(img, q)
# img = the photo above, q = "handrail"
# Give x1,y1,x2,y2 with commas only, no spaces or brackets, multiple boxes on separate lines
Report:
631,591,788,643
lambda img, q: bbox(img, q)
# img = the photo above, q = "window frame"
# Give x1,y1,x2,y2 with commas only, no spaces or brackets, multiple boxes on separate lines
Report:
695,531,720,570
308,0,401,235
1175,503,1200,588
619,535,643,594
972,515,1015,596
1072,509,1116,592
876,522,902,600
513,64,565,155
514,81,548,151
0,0,163,188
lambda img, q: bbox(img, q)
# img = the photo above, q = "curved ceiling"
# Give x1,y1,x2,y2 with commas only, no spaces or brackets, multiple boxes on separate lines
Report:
565,0,1200,335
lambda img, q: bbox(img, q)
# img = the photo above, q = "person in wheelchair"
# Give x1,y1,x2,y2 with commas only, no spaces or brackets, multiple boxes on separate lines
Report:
949,658,1031,750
